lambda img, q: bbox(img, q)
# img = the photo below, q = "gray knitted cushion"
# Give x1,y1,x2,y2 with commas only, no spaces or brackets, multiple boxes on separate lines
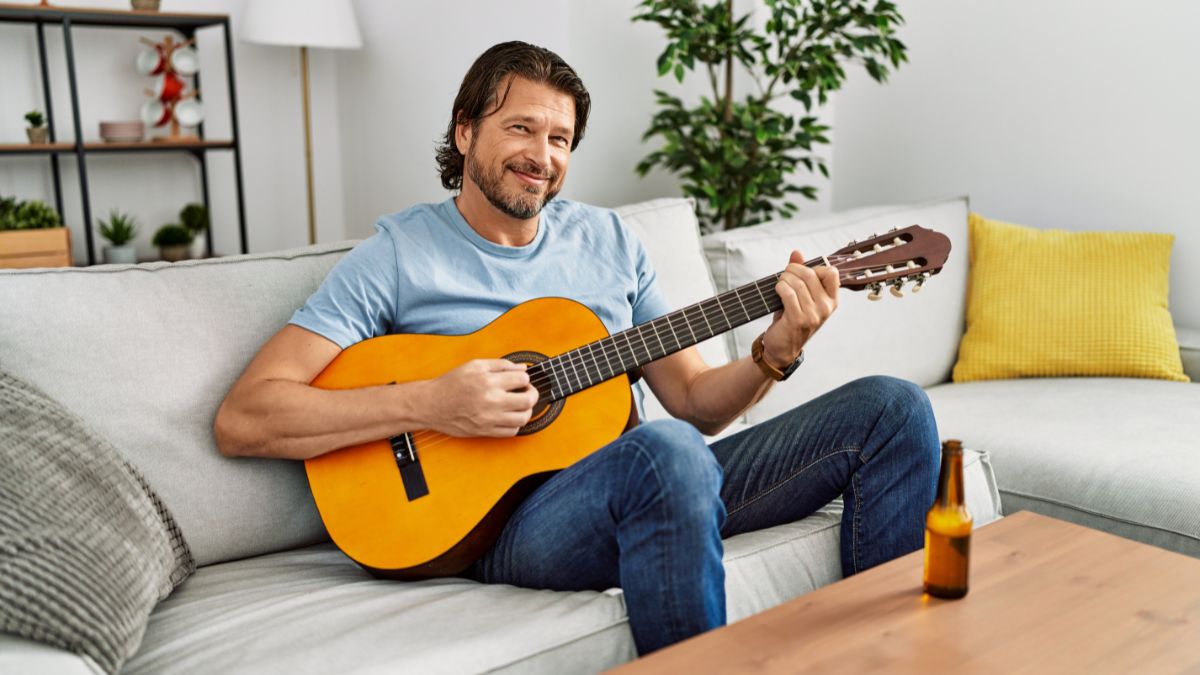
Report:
0,368,194,674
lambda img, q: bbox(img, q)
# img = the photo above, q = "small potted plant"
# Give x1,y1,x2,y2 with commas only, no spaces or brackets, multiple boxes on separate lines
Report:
0,195,71,268
25,110,48,145
179,202,208,245
98,209,139,264
152,223,193,262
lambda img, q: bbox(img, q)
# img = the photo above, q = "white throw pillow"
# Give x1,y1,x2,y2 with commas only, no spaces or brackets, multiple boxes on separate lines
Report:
702,197,969,424
615,198,733,423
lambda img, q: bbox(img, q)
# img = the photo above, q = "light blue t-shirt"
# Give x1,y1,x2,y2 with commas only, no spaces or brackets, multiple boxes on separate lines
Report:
289,197,674,415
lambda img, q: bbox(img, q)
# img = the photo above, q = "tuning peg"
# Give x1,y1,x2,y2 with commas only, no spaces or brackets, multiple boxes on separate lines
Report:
889,226,898,233
885,264,895,273
890,280,905,298
893,237,904,246
912,272,929,293
873,243,884,252
867,283,883,301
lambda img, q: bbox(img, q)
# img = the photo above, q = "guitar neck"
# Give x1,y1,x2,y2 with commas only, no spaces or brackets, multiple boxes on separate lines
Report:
529,265,807,403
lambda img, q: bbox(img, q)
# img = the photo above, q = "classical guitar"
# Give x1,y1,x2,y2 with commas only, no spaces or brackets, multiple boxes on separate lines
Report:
305,225,952,579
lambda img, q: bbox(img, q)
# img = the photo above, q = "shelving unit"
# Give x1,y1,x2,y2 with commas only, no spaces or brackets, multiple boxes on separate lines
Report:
0,2,247,264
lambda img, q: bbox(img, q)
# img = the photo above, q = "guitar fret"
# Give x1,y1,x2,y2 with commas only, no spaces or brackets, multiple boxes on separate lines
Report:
650,321,667,357
663,313,681,350
598,339,615,378
635,328,652,363
682,308,698,343
733,287,751,322
698,303,715,337
712,296,732,329
589,342,606,382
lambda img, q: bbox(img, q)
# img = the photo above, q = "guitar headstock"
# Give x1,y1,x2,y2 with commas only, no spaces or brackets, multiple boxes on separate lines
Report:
827,225,951,300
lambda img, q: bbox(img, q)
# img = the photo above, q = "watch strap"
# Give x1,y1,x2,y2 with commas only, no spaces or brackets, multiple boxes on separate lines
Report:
752,333,803,381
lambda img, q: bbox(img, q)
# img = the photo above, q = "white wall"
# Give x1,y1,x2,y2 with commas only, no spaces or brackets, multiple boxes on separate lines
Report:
833,0,1200,327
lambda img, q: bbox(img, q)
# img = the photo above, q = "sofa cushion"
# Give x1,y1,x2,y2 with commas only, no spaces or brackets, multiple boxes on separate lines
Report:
615,198,731,422
0,369,194,674
953,213,1187,383
119,511,836,675
926,377,1200,556
0,243,355,566
702,197,969,424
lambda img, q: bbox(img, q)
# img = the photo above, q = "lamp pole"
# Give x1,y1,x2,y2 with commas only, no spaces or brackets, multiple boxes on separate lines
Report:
300,45,316,245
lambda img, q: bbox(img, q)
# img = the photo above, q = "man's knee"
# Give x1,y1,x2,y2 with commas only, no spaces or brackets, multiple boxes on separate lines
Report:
623,419,724,521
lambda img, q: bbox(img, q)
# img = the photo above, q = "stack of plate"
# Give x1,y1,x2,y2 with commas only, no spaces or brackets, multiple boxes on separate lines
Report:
99,121,145,142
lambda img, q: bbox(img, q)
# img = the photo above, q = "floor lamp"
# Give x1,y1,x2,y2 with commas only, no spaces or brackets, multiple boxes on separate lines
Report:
241,0,362,245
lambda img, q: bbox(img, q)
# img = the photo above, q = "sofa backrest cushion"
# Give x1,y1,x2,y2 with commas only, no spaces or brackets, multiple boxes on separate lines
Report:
703,197,969,424
0,243,353,566
615,198,732,421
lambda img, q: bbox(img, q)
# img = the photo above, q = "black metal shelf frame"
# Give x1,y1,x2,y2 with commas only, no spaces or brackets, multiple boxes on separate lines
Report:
0,4,248,263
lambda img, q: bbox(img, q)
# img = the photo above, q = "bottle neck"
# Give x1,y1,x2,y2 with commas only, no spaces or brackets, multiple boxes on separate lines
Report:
936,450,965,507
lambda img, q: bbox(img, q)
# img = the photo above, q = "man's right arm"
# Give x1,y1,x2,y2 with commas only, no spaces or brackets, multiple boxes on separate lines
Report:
213,325,538,461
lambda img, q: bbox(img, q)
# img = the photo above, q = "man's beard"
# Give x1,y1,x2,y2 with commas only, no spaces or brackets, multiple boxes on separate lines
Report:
465,146,560,220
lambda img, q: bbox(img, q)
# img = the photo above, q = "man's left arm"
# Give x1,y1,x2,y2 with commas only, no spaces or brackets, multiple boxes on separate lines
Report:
641,250,839,436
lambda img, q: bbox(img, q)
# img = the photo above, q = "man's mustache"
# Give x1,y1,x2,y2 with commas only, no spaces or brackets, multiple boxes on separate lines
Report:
506,161,555,181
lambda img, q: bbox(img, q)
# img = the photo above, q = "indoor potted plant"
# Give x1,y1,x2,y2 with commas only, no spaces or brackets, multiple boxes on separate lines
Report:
25,110,48,145
152,223,193,262
98,209,139,264
0,195,71,268
179,202,208,248
633,0,907,230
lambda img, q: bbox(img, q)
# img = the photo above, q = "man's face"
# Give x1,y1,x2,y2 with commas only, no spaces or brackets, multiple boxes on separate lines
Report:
457,76,575,220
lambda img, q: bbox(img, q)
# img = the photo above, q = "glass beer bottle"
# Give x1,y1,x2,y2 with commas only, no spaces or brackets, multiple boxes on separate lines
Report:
924,439,972,599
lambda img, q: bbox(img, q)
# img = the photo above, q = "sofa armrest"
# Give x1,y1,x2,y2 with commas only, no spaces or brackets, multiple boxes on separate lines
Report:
1178,325,1200,382
0,634,102,675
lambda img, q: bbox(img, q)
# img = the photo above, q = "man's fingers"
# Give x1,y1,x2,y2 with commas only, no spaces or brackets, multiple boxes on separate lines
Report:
494,369,532,391
482,359,528,372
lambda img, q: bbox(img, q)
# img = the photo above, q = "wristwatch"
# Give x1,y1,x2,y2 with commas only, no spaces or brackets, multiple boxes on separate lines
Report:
751,333,803,381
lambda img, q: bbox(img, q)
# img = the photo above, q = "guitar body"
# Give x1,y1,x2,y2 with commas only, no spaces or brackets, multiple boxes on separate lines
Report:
304,297,632,579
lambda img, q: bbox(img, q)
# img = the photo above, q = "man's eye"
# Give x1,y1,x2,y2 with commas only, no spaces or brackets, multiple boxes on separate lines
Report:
552,136,568,145
513,125,529,132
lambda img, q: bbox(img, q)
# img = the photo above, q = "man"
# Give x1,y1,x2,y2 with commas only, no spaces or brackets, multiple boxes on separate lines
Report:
214,41,938,655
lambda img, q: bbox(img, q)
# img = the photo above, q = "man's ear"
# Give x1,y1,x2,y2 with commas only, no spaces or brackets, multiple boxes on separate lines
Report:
454,114,472,156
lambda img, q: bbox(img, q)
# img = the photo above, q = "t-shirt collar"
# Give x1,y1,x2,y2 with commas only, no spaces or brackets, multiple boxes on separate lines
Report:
444,197,546,258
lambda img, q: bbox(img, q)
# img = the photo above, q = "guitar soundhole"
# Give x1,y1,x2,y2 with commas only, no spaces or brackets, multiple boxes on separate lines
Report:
502,350,563,436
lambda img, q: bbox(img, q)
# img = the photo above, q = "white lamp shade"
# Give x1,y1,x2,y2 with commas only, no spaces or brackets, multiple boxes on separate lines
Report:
241,0,363,49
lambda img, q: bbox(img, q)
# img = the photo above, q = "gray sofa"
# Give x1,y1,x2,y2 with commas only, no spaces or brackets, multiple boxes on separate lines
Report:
2,195,1193,673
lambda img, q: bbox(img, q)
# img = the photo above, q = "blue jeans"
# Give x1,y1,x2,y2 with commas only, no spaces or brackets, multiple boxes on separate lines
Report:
464,375,939,654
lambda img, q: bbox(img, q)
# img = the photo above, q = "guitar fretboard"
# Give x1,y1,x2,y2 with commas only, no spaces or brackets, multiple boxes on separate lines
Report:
528,271,791,403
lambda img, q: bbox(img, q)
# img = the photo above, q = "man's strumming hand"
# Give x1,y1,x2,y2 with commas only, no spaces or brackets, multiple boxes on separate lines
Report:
419,359,539,438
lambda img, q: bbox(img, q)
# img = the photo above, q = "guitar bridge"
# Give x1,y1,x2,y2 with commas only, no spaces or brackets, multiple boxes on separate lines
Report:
389,433,428,500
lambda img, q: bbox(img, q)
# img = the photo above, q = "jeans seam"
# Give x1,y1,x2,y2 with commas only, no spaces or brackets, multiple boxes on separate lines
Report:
625,437,682,645
725,445,860,521
851,469,862,574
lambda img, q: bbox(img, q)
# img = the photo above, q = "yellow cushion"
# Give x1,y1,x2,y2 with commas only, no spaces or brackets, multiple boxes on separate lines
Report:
953,213,1188,383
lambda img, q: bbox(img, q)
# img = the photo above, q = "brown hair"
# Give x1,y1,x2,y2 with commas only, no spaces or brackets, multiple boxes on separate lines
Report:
436,41,591,191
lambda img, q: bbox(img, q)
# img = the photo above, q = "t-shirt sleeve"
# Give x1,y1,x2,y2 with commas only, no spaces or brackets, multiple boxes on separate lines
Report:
288,228,398,349
628,229,673,325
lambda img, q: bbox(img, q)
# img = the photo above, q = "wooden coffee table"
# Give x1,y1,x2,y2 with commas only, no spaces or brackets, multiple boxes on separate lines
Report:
611,511,1200,673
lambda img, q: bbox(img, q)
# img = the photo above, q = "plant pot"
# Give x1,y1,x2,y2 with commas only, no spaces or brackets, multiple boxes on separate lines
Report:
159,244,190,262
26,126,48,145
104,245,138,265
0,227,71,268
131,0,161,10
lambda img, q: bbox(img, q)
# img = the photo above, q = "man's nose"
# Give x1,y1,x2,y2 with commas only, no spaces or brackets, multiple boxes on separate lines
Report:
524,135,552,170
